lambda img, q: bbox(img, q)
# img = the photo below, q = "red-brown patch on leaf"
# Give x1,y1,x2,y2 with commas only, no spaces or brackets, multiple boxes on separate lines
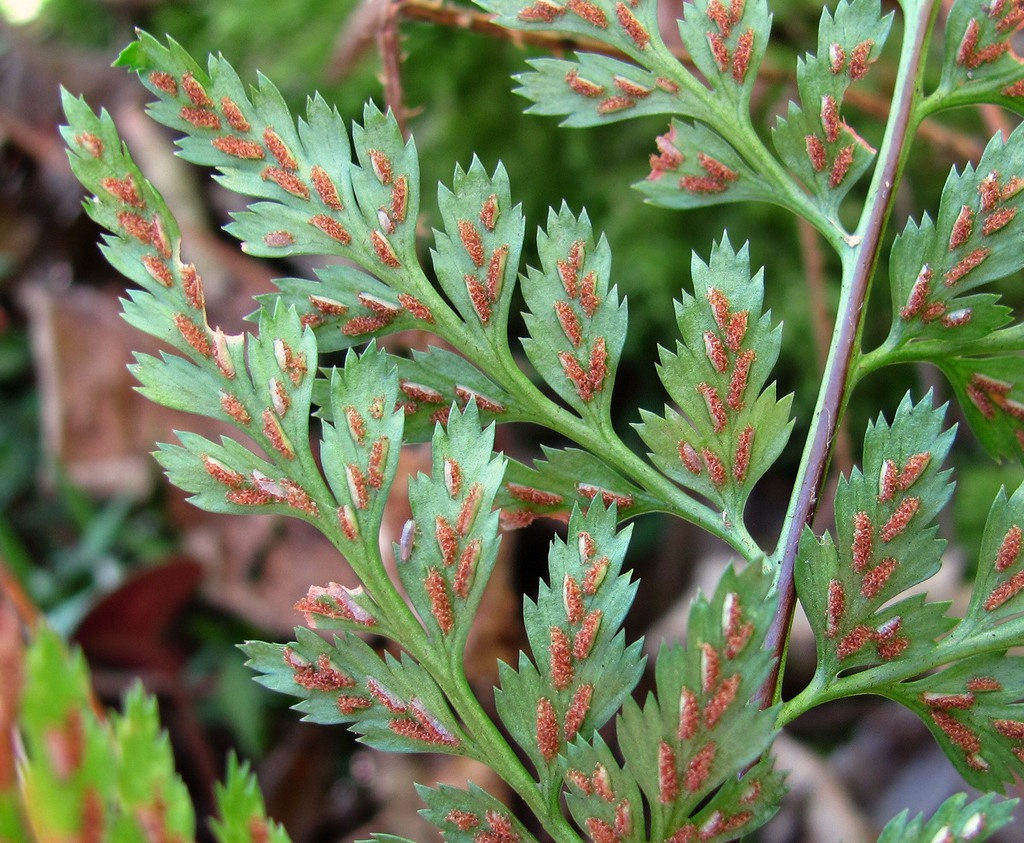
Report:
101,175,145,208
213,136,265,159
848,39,874,79
308,214,351,245
181,107,221,130
566,0,608,26
174,313,211,357
573,609,602,659
518,0,566,21
861,556,898,599
880,497,920,542
536,697,561,762
732,425,754,483
597,95,636,114
702,448,727,487
825,579,845,638
685,742,716,792
731,29,755,82
263,128,297,171
698,383,728,433
564,683,593,740
310,166,343,210
806,134,828,172
829,145,855,188
181,72,212,107
219,96,251,133
703,673,740,729
149,71,178,95
616,2,650,48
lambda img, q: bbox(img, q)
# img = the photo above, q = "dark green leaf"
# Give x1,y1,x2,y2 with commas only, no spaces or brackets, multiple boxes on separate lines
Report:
636,235,792,524
877,793,1016,843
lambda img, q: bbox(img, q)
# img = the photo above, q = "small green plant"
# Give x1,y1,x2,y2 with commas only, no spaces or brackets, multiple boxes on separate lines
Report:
35,0,1024,839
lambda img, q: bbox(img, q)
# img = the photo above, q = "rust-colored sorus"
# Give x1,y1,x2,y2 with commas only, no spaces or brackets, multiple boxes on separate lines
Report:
982,206,1017,235
984,569,1024,611
181,72,212,107
702,448,727,487
825,579,845,638
700,642,721,693
309,214,351,244
658,741,679,803
555,300,584,346
181,107,221,130
455,385,505,414
727,349,755,411
370,230,401,268
580,271,601,317
142,256,173,288
435,515,459,566
860,556,898,599
549,626,574,689
949,204,975,250
613,75,652,98
707,31,730,72
563,574,585,624
732,425,754,483
995,525,1023,572
806,134,828,172
930,709,981,753
101,175,145,208
577,483,634,508
75,132,104,158
848,39,874,79
536,698,560,762
518,0,566,22
202,455,246,488
616,2,650,49
678,440,703,475
597,95,636,114
425,568,454,633
367,437,389,489
698,383,728,433
678,686,699,740
851,511,873,572
573,609,602,659
173,313,212,357
731,29,755,82
703,330,729,373
219,96,250,132
445,810,479,832
213,136,265,159
263,230,295,248
367,148,393,184
829,144,854,188
149,71,178,95
262,166,309,199
457,483,483,535
703,673,740,729
454,539,480,598
397,293,433,322
879,496,920,542
506,483,565,507
820,95,841,143
564,683,593,740
829,42,846,74
465,274,493,323
566,0,608,27
685,742,716,792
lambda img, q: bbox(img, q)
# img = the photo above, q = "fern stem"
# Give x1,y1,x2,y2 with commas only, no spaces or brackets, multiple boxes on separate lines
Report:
430,659,584,843
494,353,764,560
760,0,939,709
